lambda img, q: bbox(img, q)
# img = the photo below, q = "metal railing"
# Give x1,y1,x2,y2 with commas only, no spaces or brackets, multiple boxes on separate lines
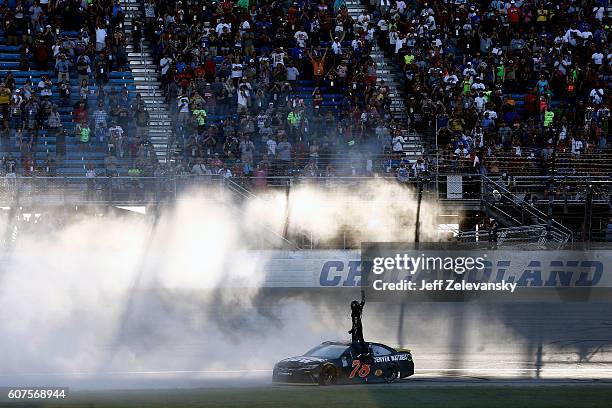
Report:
481,176,574,244
0,173,605,208
456,225,555,246
0,175,226,206
435,151,612,176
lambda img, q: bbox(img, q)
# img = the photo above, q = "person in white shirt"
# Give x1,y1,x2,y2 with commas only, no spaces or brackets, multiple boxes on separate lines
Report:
558,125,567,141
392,134,405,152
571,137,583,157
462,62,476,77
239,20,250,35
484,109,498,120
215,20,231,35
394,33,406,54
594,5,605,21
177,95,190,125
271,49,285,67
563,27,581,47
377,18,389,32
455,143,470,158
191,160,210,176
396,0,406,14
357,11,370,31
592,51,604,65
286,65,299,83
389,28,398,48
411,159,426,177
471,79,486,92
231,62,244,79
444,73,459,85
590,88,604,105
38,76,53,97
266,137,277,157
294,30,309,48
160,55,172,77
331,36,343,55
95,25,107,52
365,26,375,42
420,3,434,17
474,92,487,112
426,14,437,31
218,166,233,179
237,84,251,113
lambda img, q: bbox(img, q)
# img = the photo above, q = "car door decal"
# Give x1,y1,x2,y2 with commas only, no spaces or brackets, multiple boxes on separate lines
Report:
349,360,371,378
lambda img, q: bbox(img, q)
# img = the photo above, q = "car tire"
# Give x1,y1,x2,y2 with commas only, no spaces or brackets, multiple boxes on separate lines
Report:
383,363,399,383
319,365,336,386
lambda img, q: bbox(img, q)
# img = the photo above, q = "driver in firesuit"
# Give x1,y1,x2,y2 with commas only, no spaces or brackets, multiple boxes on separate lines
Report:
349,290,367,356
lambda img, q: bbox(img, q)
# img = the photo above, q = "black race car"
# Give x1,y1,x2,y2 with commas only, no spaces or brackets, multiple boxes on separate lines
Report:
272,341,414,385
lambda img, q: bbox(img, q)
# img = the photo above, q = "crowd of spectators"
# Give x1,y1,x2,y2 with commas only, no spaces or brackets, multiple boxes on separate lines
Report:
0,0,609,183
0,0,157,177
141,0,408,182
362,0,610,178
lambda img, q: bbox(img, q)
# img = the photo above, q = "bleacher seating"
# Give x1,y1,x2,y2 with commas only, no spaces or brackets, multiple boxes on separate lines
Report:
0,29,137,176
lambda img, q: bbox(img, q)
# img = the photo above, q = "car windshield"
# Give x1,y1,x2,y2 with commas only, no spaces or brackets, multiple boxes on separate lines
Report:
304,344,348,359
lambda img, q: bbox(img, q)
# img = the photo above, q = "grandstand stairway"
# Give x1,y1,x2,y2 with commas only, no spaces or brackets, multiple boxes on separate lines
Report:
480,176,574,245
121,0,172,164
345,0,424,162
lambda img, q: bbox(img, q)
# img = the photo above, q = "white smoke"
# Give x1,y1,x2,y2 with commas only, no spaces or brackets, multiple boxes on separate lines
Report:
0,181,439,386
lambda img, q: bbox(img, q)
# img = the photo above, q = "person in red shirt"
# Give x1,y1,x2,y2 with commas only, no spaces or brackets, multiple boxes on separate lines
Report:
524,92,537,117
74,101,89,125
194,65,205,78
204,56,217,83
221,0,234,15
508,1,521,26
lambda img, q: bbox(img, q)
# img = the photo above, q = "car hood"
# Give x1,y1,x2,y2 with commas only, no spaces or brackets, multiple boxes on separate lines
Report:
275,356,327,369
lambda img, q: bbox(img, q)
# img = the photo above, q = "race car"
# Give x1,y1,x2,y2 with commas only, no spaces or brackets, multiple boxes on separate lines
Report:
272,341,414,385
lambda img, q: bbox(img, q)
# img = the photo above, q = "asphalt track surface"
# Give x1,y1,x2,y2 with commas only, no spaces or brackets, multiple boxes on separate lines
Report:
3,372,612,392
3,291,612,392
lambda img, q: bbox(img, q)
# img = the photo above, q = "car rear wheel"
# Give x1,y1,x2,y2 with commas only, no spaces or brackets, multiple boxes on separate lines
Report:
319,365,336,386
383,363,399,383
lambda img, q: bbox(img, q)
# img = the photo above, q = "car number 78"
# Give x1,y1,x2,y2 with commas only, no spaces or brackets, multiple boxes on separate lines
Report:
349,360,371,378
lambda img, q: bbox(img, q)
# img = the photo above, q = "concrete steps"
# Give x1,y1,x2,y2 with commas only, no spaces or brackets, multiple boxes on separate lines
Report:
121,0,171,164
345,0,424,160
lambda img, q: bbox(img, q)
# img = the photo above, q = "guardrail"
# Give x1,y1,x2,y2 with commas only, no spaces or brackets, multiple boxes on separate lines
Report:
0,174,607,209
497,176,612,203
435,151,612,176
0,175,226,206
456,225,556,247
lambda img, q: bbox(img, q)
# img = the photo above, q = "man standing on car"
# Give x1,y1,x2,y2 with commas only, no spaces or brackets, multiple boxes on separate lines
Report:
349,291,367,356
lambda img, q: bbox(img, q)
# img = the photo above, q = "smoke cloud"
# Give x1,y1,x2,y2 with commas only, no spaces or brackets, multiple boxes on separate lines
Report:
0,180,438,387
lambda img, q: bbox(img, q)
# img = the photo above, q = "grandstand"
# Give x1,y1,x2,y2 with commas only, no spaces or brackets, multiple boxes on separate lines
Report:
0,0,608,243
